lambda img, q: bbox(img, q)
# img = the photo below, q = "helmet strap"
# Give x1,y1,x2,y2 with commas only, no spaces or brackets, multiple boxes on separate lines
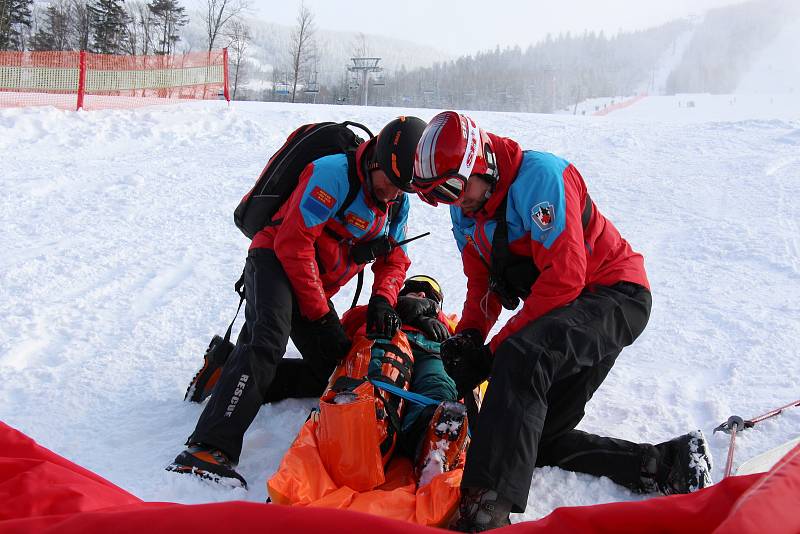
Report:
484,143,498,183
365,166,388,212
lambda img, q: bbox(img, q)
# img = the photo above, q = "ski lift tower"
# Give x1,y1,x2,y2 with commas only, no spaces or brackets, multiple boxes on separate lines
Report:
305,71,320,104
348,57,382,106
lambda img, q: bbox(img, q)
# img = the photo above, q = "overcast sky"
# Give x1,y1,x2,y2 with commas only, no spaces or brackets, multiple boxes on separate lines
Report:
251,0,747,55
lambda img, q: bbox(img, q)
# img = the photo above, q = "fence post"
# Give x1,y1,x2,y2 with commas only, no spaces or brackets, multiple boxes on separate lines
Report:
222,48,231,103
76,50,87,111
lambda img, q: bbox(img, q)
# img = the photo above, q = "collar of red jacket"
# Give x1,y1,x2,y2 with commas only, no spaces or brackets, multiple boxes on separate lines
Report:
472,132,524,219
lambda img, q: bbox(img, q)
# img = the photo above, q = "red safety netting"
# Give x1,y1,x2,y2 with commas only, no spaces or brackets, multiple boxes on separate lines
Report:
593,94,647,116
0,49,229,111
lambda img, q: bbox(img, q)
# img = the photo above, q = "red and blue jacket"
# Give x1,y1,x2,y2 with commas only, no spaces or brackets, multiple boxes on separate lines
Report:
251,142,411,322
451,134,650,352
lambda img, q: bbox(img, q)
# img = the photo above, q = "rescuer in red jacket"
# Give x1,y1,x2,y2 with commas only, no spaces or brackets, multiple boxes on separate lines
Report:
166,117,426,488
412,111,712,531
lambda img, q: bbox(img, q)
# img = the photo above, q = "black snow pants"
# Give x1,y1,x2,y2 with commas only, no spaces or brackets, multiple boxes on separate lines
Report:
461,282,653,512
189,248,340,462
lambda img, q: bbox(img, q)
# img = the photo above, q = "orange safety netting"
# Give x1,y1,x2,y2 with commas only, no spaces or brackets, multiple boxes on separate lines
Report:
0,49,229,111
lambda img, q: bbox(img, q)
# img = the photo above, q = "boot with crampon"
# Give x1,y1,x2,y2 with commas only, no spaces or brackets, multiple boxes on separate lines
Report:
166,443,247,488
414,400,469,487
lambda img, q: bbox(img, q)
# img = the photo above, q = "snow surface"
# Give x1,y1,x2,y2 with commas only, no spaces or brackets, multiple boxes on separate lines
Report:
1,96,799,524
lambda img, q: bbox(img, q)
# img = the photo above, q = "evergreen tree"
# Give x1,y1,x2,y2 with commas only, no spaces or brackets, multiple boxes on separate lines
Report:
147,0,186,55
0,0,33,51
30,0,73,51
89,0,129,54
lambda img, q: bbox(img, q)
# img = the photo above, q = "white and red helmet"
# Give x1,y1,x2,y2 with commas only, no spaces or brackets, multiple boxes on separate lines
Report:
412,111,496,206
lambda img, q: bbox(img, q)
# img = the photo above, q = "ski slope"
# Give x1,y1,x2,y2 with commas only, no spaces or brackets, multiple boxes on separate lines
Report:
1,96,799,523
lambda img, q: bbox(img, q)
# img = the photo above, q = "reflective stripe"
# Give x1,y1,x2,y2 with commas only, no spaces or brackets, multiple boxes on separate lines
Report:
457,115,479,178
416,112,448,178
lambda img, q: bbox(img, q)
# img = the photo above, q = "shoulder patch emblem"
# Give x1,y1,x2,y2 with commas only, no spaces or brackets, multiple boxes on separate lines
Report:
345,212,369,231
532,202,554,231
310,186,336,209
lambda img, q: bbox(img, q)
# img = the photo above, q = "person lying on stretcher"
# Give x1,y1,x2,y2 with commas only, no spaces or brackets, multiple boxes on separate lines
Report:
334,274,470,486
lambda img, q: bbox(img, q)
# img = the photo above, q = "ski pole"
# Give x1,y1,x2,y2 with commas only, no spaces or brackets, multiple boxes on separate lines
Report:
714,398,800,478
720,416,744,478
747,399,800,425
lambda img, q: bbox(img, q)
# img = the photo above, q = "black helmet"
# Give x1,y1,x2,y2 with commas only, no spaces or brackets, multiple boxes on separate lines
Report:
399,275,444,305
373,116,427,192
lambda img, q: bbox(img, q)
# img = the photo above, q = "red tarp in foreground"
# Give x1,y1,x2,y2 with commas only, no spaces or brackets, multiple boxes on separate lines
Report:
1,421,799,533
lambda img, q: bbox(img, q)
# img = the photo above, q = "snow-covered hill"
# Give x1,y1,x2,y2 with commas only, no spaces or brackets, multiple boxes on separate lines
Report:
1,97,799,523
737,17,800,94
179,13,450,92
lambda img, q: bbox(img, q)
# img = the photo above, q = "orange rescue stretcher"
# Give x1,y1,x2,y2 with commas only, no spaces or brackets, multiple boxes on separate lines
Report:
267,331,464,526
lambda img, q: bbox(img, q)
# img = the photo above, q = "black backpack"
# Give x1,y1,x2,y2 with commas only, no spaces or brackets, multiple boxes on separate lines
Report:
234,121,374,239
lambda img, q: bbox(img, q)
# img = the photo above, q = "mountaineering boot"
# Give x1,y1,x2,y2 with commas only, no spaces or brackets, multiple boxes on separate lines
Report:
642,430,713,495
415,400,469,487
449,487,513,532
184,335,234,403
166,443,247,488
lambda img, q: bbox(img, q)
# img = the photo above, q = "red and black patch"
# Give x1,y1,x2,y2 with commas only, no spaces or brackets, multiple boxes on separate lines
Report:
311,186,336,209
345,212,369,231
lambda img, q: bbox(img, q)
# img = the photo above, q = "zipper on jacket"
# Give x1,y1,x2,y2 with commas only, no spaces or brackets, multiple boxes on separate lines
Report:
465,233,491,269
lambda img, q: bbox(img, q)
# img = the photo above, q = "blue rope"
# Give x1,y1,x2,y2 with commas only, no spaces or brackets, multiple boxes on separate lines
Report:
368,377,471,438
368,377,440,407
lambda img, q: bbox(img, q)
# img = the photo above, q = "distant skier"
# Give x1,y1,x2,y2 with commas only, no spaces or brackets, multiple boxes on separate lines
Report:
167,116,426,488
411,111,712,531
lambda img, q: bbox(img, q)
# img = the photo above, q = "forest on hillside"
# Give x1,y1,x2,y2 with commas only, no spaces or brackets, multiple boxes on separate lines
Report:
2,0,796,110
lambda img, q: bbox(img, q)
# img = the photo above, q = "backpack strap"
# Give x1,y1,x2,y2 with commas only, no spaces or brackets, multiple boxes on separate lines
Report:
336,150,362,219
489,197,515,307
223,268,247,344
340,121,374,140
335,149,366,309
351,270,364,309
490,192,593,309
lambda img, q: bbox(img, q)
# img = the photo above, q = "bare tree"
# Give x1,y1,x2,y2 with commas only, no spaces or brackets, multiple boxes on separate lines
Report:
201,0,247,53
123,0,153,55
351,32,368,57
225,17,249,100
70,0,91,51
288,0,314,103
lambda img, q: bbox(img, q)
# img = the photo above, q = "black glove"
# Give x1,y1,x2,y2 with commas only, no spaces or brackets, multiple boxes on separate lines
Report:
366,295,401,338
310,309,351,361
394,296,448,342
413,316,450,342
395,295,438,323
440,329,483,360
440,329,492,397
